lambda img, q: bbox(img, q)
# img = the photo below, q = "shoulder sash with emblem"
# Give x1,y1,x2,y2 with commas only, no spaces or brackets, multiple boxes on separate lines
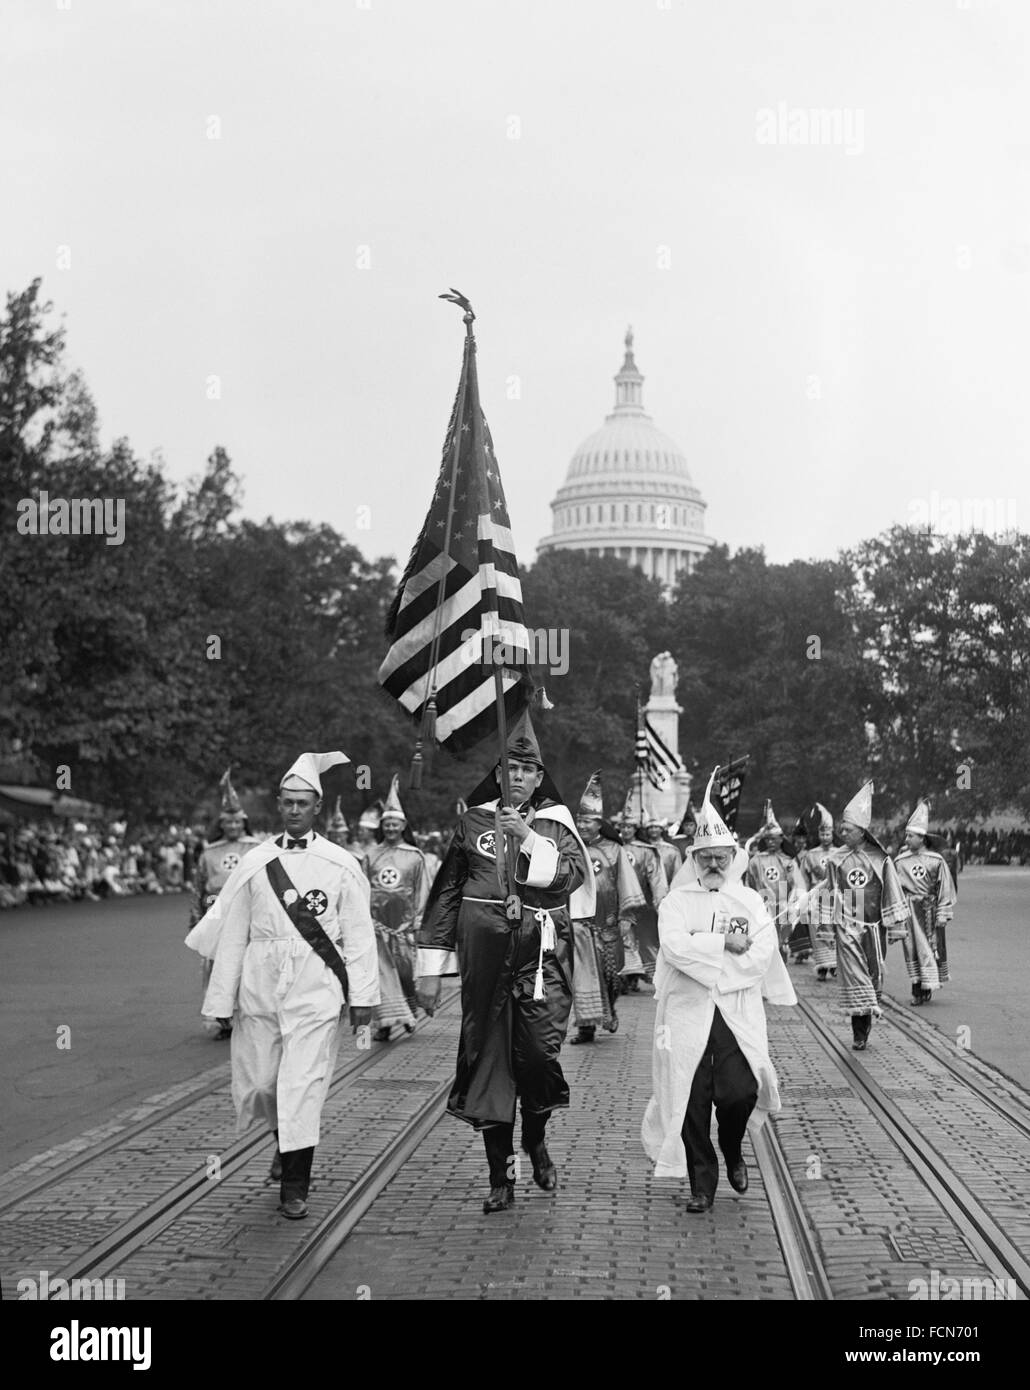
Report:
265,857,349,1001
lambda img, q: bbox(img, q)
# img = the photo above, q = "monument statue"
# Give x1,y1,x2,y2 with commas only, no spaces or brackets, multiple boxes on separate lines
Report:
649,651,678,701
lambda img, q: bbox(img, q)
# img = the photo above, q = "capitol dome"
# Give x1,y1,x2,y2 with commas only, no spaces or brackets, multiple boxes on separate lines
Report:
537,329,714,586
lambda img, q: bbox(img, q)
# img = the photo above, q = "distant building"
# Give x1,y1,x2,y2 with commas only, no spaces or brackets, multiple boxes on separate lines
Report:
537,328,714,585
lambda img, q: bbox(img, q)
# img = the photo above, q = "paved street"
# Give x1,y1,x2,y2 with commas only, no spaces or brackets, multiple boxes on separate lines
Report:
0,892,223,1169
3,865,1025,1175
879,865,1030,1088
1,867,1028,1303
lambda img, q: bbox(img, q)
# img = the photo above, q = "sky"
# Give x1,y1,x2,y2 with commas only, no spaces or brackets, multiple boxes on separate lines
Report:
3,0,1029,571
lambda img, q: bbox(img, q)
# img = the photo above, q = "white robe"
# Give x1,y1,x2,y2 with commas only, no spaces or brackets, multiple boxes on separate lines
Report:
641,849,797,1178
184,833,379,1151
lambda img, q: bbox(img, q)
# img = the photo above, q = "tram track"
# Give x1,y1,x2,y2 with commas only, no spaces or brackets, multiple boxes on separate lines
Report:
752,1117,833,1300
795,994,1030,1299
39,992,460,1297
879,995,1030,1144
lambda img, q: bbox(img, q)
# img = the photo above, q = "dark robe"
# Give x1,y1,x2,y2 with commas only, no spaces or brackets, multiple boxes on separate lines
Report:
417,797,586,1127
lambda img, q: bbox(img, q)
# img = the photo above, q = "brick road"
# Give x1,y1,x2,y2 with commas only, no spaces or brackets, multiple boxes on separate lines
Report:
4,964,1029,1301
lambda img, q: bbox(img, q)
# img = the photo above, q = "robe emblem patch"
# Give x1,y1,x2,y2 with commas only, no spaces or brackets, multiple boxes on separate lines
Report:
304,889,329,915
476,831,497,859
910,862,928,882
626,851,636,865
846,868,869,888
591,857,604,876
376,865,401,888
220,852,240,872
764,864,781,881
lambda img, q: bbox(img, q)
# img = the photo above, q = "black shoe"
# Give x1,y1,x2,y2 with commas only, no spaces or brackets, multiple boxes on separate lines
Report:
269,1147,282,1181
570,1027,595,1044
816,968,827,981
852,1037,868,1051
727,1159,748,1193
522,1140,557,1191
685,1192,713,1213
482,1184,515,1214
216,1018,233,1039
279,1198,307,1219
373,1026,392,1043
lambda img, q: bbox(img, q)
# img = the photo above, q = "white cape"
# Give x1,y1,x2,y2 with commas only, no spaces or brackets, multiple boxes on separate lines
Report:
641,848,797,1178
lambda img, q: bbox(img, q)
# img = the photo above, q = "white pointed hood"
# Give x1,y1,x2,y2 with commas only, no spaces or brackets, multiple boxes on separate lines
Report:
280,750,349,797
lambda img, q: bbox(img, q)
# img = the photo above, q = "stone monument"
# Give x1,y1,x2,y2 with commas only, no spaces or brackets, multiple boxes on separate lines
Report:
643,651,692,826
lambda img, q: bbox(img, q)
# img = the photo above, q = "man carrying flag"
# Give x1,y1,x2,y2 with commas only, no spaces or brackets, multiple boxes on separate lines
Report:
380,295,591,1213
415,715,592,1213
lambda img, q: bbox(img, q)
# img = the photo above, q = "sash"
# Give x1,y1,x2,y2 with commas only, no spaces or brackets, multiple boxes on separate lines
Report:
265,858,349,1001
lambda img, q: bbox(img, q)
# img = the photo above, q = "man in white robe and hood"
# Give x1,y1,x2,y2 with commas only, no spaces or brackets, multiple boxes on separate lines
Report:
185,750,379,1220
642,769,797,1213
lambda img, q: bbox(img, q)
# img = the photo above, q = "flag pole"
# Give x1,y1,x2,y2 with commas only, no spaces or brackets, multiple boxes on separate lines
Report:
636,696,646,827
409,292,476,789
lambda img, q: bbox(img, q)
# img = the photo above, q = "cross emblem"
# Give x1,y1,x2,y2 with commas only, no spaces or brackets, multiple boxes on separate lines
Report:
476,830,497,859
303,889,328,915
911,862,928,882
220,852,239,872
377,865,401,889
764,865,781,881
846,868,869,889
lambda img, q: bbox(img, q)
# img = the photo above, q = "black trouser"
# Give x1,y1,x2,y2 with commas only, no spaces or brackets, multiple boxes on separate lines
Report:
482,1108,550,1185
680,1008,758,1199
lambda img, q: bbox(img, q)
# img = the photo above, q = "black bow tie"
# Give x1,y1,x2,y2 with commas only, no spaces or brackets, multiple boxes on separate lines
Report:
285,836,308,850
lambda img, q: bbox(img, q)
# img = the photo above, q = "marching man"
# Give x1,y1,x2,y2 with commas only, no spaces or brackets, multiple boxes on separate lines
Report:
365,775,430,1041
795,803,838,981
894,798,957,1006
415,713,593,1214
745,800,804,962
642,771,796,1212
569,771,645,1044
185,751,379,1219
821,781,908,1050
188,768,262,1038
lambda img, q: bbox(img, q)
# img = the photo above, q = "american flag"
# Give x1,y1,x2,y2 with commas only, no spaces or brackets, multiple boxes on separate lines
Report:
378,320,531,754
635,703,685,790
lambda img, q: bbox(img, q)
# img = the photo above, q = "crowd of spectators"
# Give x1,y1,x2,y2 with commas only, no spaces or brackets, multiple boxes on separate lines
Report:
0,819,203,909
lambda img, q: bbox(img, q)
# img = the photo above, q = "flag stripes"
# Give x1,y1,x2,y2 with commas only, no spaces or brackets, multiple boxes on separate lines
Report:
378,331,532,755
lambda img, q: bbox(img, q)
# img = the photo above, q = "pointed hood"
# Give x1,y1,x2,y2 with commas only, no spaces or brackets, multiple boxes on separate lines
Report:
621,787,644,828
815,802,834,832
906,798,930,837
358,801,382,832
578,770,604,818
689,768,737,852
462,714,564,812
759,799,783,837
840,780,874,831
280,750,350,798
381,773,407,824
505,709,544,768
219,767,242,815
327,797,349,835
